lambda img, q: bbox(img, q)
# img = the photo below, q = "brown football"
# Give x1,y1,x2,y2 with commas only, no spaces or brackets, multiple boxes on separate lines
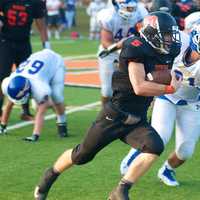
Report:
146,69,172,85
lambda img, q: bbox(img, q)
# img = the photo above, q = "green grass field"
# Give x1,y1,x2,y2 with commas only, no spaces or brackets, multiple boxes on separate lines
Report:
0,7,200,200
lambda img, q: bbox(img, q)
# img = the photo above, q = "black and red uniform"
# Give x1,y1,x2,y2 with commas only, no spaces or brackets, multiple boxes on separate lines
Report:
0,0,46,80
71,36,180,165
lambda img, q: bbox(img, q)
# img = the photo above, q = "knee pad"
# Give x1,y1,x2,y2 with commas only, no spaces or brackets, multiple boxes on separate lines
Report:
142,133,164,156
176,141,195,160
71,144,95,165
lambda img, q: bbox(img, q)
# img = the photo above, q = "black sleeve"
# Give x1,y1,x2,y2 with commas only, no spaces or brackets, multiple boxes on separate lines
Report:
120,37,145,63
32,0,46,19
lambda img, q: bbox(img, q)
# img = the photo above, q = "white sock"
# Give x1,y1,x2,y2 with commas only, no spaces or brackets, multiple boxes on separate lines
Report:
57,114,66,124
164,160,174,170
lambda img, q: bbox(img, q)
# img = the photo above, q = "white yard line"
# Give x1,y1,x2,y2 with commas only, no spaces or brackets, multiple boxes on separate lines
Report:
32,40,75,46
63,54,97,60
67,70,98,75
7,101,100,131
66,83,100,88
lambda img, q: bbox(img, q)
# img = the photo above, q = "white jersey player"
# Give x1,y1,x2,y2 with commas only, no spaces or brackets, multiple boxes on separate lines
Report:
46,0,62,39
86,0,106,40
120,24,200,186
0,49,68,141
97,0,148,104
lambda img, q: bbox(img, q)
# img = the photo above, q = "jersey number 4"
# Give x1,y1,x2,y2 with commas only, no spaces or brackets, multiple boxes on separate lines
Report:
114,27,136,41
16,60,44,74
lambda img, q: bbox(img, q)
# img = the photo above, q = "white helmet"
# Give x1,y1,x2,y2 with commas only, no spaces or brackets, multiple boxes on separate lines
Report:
113,0,137,20
185,12,200,31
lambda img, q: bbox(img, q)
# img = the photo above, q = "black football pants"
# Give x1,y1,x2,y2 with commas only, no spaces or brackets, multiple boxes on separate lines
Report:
71,103,164,165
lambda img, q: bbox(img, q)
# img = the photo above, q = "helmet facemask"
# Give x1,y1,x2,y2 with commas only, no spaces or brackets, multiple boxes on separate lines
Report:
114,0,137,21
140,14,181,54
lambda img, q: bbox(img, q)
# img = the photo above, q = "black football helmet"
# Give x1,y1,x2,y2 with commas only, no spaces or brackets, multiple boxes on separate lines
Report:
140,11,181,54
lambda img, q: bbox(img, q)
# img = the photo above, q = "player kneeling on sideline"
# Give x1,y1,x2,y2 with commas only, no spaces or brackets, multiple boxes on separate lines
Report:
0,49,68,141
120,21,200,187
34,12,182,200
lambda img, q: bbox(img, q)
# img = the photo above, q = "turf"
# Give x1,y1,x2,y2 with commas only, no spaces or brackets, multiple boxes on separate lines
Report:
0,6,200,200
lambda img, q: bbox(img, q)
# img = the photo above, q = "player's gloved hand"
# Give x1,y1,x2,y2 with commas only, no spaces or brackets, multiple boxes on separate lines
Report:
98,43,118,58
170,70,183,91
0,124,7,135
98,49,110,58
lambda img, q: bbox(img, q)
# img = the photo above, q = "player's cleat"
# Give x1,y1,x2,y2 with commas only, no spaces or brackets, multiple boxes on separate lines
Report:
34,186,48,200
0,124,7,135
20,113,34,121
23,134,39,142
157,165,179,186
108,185,130,200
34,168,59,200
57,123,68,137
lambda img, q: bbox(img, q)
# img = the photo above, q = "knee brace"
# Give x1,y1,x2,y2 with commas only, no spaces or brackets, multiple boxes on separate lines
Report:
176,141,195,160
71,144,96,165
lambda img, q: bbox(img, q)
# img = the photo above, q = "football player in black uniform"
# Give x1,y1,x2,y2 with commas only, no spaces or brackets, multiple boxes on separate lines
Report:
0,0,49,122
34,12,182,200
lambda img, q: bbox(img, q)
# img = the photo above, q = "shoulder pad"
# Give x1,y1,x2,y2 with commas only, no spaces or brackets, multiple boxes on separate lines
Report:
120,37,145,63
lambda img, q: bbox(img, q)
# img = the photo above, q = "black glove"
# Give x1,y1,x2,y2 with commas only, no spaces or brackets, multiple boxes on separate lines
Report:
98,49,110,58
98,43,118,58
0,124,7,135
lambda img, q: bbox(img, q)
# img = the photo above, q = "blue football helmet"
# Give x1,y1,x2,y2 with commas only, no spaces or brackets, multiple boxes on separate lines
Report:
4,76,31,104
113,0,137,20
190,24,200,54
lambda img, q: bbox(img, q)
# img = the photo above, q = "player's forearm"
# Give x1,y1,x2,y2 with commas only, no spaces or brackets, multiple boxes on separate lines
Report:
133,81,172,96
128,62,177,96
1,101,14,125
33,103,48,135
35,18,49,44
100,29,114,49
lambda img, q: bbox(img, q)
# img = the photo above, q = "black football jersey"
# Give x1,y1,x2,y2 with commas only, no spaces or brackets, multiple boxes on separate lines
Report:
0,0,46,41
111,36,180,117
